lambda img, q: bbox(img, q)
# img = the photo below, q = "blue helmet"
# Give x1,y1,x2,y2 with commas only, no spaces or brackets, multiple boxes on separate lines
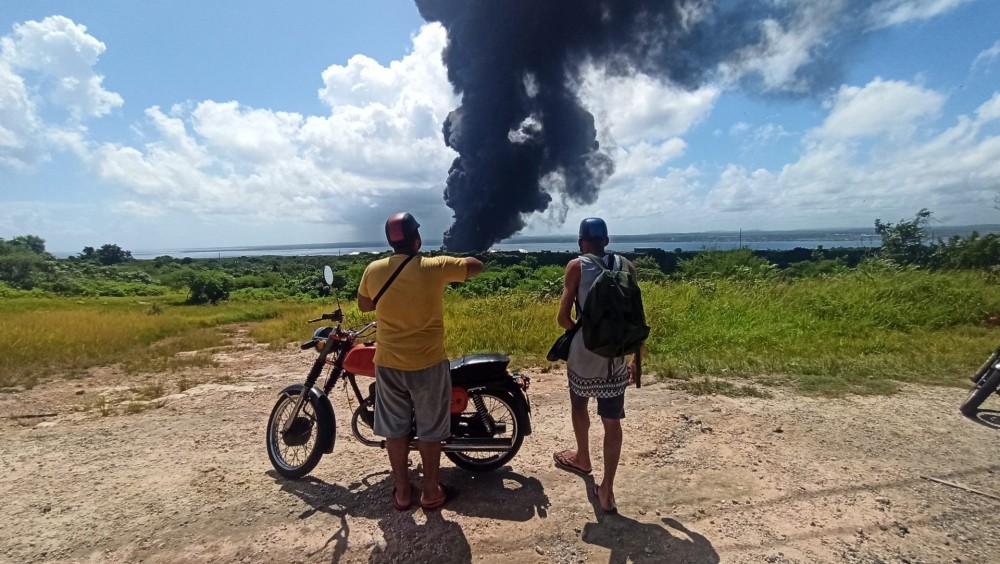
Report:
579,217,608,239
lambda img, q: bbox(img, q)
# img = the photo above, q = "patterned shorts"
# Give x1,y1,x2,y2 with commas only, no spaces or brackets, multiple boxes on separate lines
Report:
567,369,627,420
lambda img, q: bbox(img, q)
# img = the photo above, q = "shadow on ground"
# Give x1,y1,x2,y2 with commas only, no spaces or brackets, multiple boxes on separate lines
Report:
575,475,719,564
972,408,1000,430
269,466,548,563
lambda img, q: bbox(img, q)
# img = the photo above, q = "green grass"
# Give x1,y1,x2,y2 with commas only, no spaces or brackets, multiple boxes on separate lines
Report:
641,270,1000,395
444,293,558,368
3,270,999,396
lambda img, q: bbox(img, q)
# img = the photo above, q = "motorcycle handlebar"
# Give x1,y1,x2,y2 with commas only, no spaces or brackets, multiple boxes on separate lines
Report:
307,310,344,324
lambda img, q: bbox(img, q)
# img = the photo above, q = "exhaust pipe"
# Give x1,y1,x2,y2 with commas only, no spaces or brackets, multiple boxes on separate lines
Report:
350,432,514,452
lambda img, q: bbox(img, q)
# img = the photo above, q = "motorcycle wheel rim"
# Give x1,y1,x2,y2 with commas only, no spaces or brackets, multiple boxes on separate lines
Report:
269,396,319,471
452,393,517,464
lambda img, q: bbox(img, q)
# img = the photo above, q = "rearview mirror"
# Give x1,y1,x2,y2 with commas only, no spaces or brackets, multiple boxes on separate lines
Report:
323,265,334,286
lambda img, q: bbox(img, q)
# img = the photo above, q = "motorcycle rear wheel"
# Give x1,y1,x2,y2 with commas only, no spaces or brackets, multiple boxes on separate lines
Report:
960,369,1000,417
446,390,525,472
266,392,333,479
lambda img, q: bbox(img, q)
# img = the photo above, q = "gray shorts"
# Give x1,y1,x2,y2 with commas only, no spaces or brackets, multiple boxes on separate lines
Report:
373,360,451,442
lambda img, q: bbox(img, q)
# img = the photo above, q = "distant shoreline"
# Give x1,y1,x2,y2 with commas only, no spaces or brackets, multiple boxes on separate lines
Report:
51,224,1000,259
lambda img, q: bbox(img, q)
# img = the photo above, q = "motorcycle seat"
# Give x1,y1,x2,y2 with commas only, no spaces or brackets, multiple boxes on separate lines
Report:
450,354,509,372
450,354,510,386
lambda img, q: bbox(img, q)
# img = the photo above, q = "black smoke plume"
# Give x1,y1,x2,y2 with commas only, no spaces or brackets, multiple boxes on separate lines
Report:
417,0,852,251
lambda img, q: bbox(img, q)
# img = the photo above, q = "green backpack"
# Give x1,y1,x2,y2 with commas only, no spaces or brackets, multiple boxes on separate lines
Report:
579,254,650,358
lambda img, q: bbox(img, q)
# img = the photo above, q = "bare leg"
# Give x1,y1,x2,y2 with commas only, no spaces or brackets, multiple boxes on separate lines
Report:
386,436,411,506
570,405,593,470
417,439,444,505
555,406,594,472
598,417,622,511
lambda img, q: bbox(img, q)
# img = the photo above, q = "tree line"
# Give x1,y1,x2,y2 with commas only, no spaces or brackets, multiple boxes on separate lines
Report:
2,209,998,303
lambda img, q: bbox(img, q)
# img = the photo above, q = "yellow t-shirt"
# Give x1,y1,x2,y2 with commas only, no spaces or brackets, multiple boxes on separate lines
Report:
358,254,468,371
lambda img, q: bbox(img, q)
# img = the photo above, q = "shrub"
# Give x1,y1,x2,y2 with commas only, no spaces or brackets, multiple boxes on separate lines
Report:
874,209,932,266
779,257,849,280
230,287,289,301
677,249,776,281
186,271,234,304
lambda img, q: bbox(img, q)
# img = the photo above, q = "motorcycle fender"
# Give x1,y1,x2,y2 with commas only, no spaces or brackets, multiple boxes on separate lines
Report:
278,384,337,454
467,381,533,436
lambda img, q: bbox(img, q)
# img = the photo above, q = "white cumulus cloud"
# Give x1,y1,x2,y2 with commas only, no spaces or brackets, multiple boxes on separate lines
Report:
718,0,846,93
0,15,121,172
1,15,121,120
580,65,719,145
93,24,459,239
703,82,1000,227
813,78,945,141
540,81,1000,235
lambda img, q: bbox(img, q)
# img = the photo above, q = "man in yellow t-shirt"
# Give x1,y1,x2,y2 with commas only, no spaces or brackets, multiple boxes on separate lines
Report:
357,212,483,511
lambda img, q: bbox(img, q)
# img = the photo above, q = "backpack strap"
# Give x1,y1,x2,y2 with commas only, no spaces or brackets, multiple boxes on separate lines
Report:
577,253,619,323
583,253,619,272
372,254,415,307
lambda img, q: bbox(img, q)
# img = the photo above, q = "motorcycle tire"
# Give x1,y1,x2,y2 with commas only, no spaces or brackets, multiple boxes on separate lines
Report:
266,391,334,479
446,390,526,473
960,368,1000,417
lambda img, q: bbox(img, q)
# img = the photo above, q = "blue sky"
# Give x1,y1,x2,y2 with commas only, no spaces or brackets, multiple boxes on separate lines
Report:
1,1,999,253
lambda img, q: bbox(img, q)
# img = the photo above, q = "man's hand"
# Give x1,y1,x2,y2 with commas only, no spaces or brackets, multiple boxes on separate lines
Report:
464,257,484,279
627,359,638,385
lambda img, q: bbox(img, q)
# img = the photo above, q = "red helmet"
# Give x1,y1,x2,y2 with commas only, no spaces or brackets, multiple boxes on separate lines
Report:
385,212,420,244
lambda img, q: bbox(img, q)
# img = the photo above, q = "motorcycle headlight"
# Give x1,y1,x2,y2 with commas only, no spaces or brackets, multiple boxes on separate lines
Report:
312,326,334,339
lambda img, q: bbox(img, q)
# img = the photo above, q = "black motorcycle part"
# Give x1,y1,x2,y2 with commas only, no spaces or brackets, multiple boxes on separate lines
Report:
445,388,528,472
960,368,1000,416
971,347,1000,383
265,385,336,475
282,416,314,447
450,354,510,386
473,378,532,436
450,355,531,436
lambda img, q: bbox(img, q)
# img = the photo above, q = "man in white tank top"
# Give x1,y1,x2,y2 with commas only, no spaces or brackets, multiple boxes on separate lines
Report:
553,217,638,514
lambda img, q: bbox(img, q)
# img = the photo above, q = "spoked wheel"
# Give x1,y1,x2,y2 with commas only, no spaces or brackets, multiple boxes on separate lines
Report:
960,369,1000,417
350,401,380,446
446,390,525,472
266,391,333,479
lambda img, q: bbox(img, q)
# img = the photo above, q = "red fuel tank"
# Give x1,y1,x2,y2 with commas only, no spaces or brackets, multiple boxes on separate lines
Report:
343,342,376,377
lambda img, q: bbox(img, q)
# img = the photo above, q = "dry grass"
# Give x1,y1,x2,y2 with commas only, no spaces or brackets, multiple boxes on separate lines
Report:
0,296,294,388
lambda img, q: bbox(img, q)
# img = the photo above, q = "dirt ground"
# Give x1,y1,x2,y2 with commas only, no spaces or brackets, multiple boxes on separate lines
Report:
2,329,1000,564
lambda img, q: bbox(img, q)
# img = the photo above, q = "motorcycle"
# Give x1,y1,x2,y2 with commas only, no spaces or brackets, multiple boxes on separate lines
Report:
265,266,532,479
959,345,1000,416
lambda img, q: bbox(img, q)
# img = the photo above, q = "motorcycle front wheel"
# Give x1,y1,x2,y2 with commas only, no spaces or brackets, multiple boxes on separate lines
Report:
960,369,1000,416
266,391,334,479
446,390,526,472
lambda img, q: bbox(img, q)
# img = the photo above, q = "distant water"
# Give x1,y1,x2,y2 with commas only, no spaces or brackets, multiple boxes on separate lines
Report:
124,225,998,260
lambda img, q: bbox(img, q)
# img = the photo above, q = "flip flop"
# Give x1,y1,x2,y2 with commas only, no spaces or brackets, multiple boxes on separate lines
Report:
553,450,592,476
593,484,618,514
420,483,456,511
391,486,412,511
